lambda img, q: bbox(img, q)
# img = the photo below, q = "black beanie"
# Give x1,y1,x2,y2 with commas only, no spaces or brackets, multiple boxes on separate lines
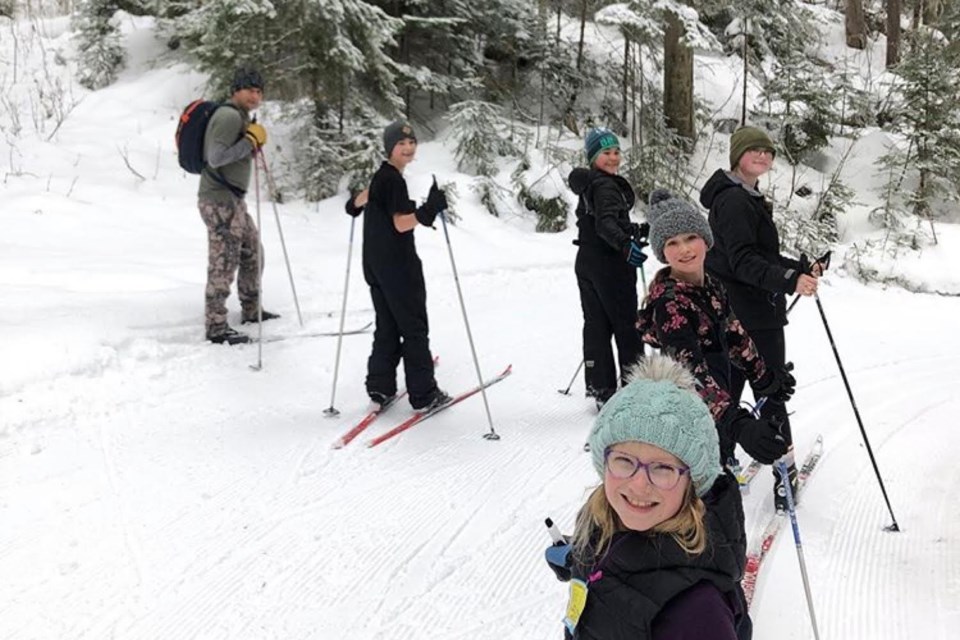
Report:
383,120,417,157
231,67,265,94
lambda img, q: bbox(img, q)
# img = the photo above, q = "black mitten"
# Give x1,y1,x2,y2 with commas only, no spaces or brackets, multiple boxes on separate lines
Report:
722,407,787,464
752,365,797,403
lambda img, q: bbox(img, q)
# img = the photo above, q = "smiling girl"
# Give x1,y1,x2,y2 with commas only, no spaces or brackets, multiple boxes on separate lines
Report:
549,355,749,639
636,190,794,469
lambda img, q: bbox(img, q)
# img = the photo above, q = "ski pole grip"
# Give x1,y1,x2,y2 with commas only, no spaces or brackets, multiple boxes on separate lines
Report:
545,518,564,545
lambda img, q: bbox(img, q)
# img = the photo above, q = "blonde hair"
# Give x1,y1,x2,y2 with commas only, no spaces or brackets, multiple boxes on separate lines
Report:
572,481,707,562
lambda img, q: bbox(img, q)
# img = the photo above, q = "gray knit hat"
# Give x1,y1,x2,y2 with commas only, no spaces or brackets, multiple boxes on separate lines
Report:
588,355,722,497
383,120,417,157
230,67,264,93
646,188,714,262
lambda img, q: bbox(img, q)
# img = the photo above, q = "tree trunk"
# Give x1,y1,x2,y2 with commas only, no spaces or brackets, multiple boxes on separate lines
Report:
741,17,749,127
845,0,868,49
622,35,630,126
912,0,922,29
576,0,588,71
887,0,901,67
924,0,942,25
663,11,694,144
556,0,562,43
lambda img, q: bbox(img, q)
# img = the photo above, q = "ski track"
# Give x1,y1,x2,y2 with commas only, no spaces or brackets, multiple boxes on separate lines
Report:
5,259,960,639
752,356,960,639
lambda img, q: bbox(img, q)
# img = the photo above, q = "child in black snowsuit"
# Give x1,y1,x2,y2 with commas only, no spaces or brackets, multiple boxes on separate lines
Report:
567,127,647,409
345,121,448,410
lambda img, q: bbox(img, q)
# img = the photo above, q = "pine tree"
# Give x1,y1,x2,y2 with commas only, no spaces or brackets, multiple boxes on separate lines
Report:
449,100,520,177
167,0,405,200
73,0,125,90
882,27,960,226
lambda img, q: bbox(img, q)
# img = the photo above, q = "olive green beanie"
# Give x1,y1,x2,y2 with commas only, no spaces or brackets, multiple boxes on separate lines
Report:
729,126,776,169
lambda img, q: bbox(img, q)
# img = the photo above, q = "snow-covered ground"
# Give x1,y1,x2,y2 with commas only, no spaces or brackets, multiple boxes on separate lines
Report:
3,12,960,640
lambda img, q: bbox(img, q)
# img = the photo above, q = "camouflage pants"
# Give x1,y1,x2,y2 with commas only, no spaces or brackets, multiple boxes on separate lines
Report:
198,198,263,335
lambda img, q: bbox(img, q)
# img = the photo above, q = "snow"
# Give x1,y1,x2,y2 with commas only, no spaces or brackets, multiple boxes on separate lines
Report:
3,10,960,640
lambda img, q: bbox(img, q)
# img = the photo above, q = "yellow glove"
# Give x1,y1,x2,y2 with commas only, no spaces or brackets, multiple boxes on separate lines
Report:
245,122,267,148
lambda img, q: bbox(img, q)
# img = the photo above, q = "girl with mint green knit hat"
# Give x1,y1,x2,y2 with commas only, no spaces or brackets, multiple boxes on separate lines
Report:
547,354,749,639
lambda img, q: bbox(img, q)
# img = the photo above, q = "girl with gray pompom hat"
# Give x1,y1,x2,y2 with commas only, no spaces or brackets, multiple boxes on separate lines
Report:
636,189,796,480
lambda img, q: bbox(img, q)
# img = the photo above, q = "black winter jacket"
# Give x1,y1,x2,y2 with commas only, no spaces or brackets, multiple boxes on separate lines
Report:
700,169,802,330
569,168,638,256
566,472,748,639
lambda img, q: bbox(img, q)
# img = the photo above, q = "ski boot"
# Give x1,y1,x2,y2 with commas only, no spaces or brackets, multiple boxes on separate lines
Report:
241,310,281,324
414,388,452,412
369,391,398,408
207,325,251,345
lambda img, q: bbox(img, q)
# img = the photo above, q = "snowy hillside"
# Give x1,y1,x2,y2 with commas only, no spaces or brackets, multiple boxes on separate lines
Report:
3,10,960,640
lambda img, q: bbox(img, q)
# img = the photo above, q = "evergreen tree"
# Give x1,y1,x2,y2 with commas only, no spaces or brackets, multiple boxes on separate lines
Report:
881,27,960,224
449,99,520,177
73,0,125,90
752,34,834,167
167,0,406,200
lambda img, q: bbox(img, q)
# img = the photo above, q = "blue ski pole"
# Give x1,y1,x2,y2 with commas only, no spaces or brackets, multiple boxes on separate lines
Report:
776,458,821,640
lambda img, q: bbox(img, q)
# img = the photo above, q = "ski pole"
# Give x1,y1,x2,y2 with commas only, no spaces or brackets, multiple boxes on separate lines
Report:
436,181,499,441
814,291,900,531
787,250,830,317
785,293,801,316
256,150,304,327
250,151,264,371
775,458,821,640
558,360,585,395
323,216,357,417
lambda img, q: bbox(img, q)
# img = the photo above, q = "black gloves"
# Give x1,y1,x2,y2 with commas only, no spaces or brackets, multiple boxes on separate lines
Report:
631,221,650,242
752,364,797,404
427,181,448,212
415,181,447,227
722,407,788,464
345,191,364,218
415,203,437,227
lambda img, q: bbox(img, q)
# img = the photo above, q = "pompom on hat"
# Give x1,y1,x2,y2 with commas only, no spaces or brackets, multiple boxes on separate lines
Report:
646,188,714,262
587,354,722,497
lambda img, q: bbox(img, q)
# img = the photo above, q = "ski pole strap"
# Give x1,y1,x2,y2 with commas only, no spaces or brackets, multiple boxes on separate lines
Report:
204,167,247,199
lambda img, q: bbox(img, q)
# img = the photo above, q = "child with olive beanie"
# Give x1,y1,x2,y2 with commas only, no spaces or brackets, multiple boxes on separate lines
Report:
700,125,818,508
637,189,794,468
544,354,751,640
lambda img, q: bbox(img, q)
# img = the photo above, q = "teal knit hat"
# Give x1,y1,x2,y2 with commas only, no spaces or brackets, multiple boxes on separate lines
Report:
587,355,722,497
585,127,620,165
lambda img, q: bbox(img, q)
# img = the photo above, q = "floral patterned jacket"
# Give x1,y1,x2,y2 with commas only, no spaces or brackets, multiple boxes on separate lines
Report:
637,267,767,422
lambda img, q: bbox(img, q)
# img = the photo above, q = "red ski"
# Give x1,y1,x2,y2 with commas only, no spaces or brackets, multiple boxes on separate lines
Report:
367,364,513,448
330,395,403,449
330,356,440,449
331,355,440,449
741,435,824,607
